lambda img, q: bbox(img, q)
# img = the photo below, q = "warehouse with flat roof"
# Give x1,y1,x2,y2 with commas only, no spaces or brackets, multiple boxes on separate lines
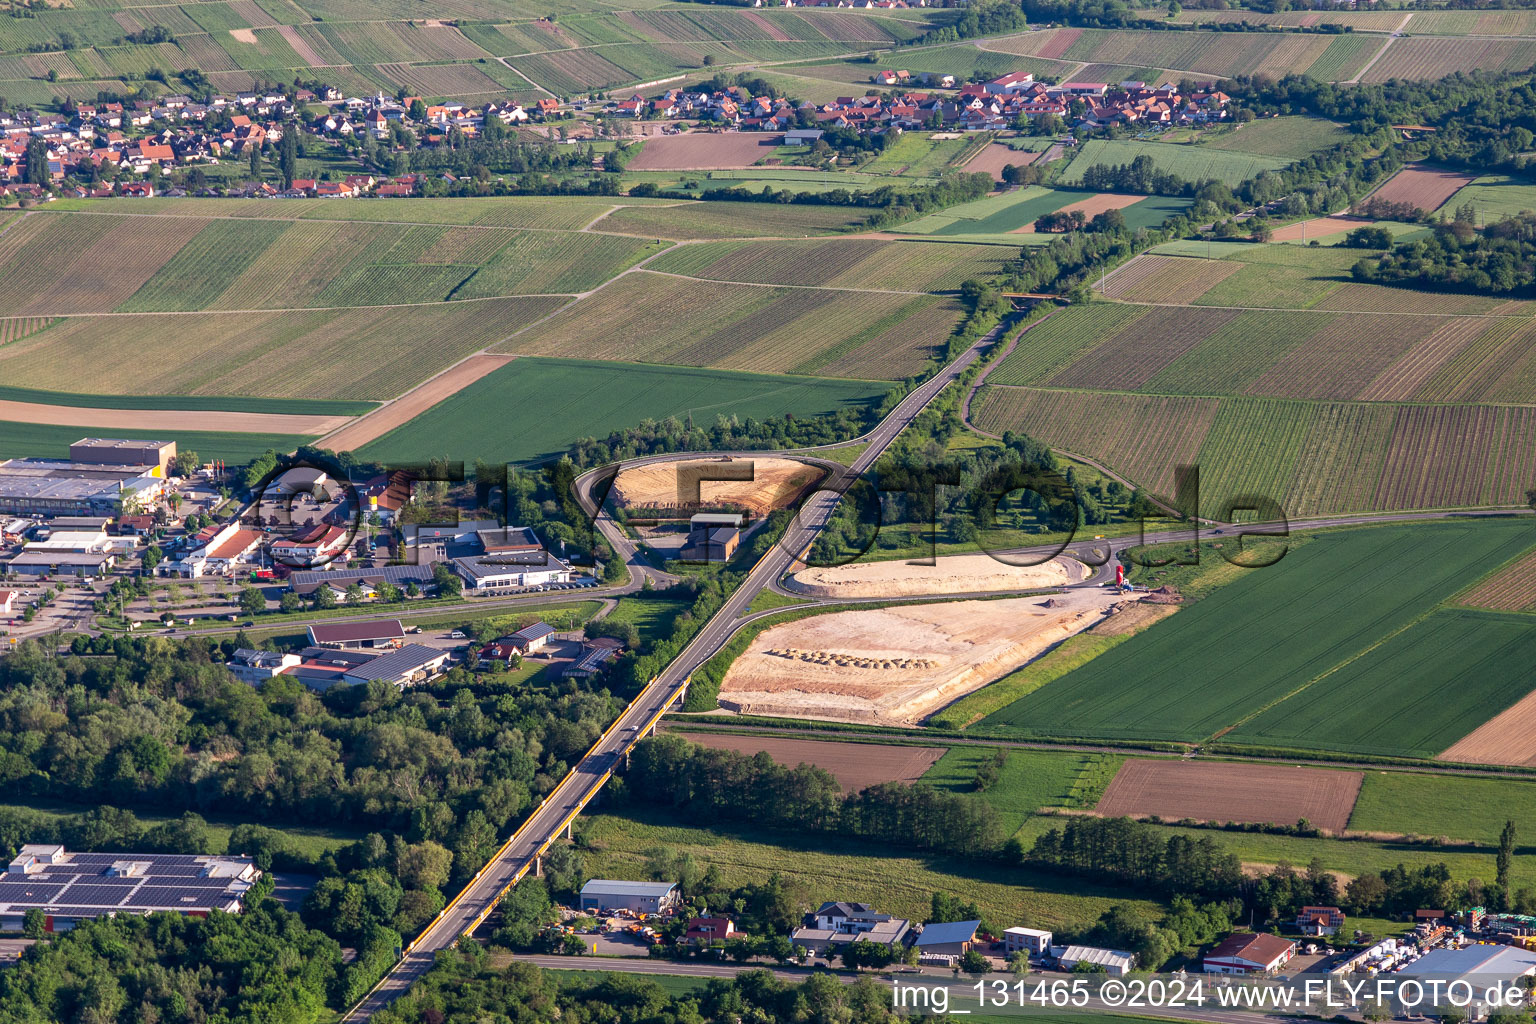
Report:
1,844,259,932
579,879,680,914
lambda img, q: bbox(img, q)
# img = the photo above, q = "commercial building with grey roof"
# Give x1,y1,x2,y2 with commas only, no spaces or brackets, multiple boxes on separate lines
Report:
1,844,259,932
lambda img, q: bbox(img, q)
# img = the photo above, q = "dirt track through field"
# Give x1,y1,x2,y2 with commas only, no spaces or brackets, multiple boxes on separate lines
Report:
1095,758,1364,831
670,731,945,792
1440,689,1536,767
0,399,350,436
318,353,516,451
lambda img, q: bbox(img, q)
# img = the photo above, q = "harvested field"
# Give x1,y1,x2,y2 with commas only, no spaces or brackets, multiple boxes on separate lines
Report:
319,353,516,452
627,133,783,171
1014,193,1145,233
718,591,1126,725
784,554,1085,599
964,143,1043,181
1458,549,1536,612
1095,759,1363,831
1367,165,1475,213
611,456,824,515
1441,688,1536,767
229,28,258,44
0,399,345,436
668,732,945,792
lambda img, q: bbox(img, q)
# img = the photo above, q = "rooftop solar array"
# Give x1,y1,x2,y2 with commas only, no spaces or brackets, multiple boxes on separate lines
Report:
0,848,257,916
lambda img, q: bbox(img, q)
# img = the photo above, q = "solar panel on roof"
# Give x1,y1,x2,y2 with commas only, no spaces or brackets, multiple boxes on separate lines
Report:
55,884,134,907
0,882,67,901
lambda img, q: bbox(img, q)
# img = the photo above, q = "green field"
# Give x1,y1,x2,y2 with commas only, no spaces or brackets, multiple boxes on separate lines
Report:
582,807,1161,931
904,187,1189,239
920,748,1122,836
1195,116,1350,158
1441,174,1536,224
356,357,887,466
642,236,1019,293
594,201,869,240
1224,609,1536,758
0,384,372,416
602,593,692,652
1349,770,1536,845
0,420,312,463
1059,139,1293,187
976,521,1536,749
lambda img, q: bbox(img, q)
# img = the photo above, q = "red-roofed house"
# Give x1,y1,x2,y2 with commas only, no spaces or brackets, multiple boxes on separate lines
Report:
1204,933,1296,975
686,917,736,944
985,71,1035,94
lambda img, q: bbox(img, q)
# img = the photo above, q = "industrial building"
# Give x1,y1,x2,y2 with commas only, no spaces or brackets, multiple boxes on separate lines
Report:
339,644,450,688
914,920,981,959
286,564,436,597
579,879,680,915
0,844,259,932
307,619,405,649
451,552,573,591
225,649,302,685
1390,945,1536,1020
681,513,741,563
0,439,173,517
4,521,132,578
1054,945,1135,975
1004,927,1052,955
1203,932,1297,975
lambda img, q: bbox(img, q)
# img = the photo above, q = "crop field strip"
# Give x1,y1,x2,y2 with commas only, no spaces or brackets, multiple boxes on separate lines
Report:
976,520,1536,750
0,210,666,313
0,296,571,402
1225,608,1536,759
1458,549,1536,612
494,270,953,380
357,357,891,467
974,384,1536,517
1059,140,1292,188
0,7,947,102
642,237,1020,294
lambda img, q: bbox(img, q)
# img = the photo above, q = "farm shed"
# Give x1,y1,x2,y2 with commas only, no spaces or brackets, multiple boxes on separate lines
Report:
1055,945,1134,975
1203,932,1297,975
579,879,680,914
915,920,981,957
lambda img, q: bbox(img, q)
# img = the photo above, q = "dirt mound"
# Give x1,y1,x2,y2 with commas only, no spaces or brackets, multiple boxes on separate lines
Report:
719,591,1125,725
612,456,824,517
785,553,1084,599
1144,585,1183,604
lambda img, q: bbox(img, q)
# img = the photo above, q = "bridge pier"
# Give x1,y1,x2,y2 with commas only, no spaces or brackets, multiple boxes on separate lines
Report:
533,855,542,878
565,821,572,841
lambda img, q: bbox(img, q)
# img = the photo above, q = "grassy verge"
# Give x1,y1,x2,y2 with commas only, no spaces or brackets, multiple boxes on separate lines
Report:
747,589,806,614
584,807,1162,931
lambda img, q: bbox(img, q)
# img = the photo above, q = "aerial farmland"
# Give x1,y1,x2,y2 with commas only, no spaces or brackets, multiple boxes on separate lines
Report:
2,3,1535,1018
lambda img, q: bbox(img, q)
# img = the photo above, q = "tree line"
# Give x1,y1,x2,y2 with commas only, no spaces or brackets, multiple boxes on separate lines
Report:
623,734,1004,856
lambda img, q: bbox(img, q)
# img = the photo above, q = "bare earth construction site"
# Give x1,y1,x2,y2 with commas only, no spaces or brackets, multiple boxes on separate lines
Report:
784,553,1085,599
718,591,1128,724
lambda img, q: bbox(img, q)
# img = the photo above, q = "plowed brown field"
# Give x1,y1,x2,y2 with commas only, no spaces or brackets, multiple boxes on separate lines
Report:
1095,758,1363,831
668,731,945,792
